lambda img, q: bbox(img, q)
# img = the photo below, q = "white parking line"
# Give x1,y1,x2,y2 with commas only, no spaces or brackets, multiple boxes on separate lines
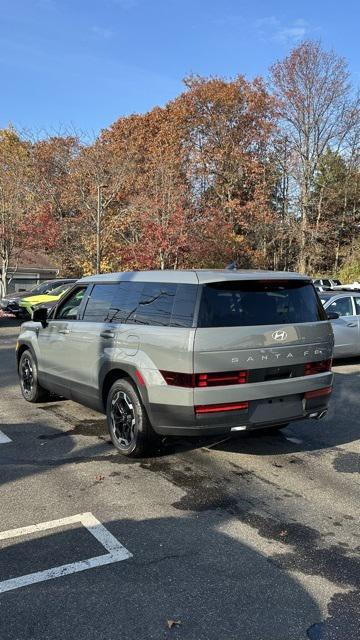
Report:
0,430,12,444
0,512,132,594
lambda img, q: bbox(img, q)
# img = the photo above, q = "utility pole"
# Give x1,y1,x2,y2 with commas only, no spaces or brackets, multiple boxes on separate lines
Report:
96,185,101,274
96,184,108,274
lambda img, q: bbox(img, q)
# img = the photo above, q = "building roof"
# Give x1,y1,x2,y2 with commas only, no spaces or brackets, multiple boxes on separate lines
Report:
9,251,58,272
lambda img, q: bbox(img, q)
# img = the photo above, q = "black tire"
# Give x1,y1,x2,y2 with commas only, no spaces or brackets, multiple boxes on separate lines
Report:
106,378,156,457
18,350,49,403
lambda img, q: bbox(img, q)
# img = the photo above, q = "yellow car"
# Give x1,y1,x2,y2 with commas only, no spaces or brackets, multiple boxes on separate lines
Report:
19,283,75,318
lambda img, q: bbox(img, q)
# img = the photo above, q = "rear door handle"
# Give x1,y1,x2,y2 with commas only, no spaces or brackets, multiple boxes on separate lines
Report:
346,322,357,327
100,330,115,339
58,329,70,335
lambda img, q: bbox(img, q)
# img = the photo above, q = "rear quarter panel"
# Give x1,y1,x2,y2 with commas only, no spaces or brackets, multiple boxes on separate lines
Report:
135,326,195,407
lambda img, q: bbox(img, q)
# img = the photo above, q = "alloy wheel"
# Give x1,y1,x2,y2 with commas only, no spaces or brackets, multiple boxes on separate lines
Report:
110,391,136,448
21,356,34,398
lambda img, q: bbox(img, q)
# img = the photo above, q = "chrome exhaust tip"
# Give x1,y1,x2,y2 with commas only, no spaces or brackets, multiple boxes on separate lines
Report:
317,410,328,420
309,409,328,420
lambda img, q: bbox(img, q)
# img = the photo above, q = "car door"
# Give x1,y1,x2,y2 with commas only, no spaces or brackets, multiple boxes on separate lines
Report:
351,296,360,354
62,283,118,408
36,285,89,396
326,296,359,357
68,281,149,407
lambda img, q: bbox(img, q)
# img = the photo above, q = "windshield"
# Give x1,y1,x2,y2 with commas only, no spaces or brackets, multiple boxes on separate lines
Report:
26,282,54,296
197,280,327,327
49,284,71,296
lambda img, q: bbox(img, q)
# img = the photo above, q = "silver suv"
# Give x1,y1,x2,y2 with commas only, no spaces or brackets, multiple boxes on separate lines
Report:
17,270,334,457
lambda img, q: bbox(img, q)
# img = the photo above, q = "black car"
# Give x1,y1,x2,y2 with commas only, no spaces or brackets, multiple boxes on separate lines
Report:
1,279,77,315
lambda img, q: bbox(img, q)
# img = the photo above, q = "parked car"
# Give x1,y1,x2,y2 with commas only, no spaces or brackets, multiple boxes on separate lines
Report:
331,281,360,291
18,282,76,319
319,291,360,358
312,278,342,290
1,279,77,315
31,299,60,315
17,270,334,457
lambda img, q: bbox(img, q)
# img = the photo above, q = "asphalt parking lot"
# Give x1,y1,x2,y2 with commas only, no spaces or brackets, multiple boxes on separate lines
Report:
0,319,359,640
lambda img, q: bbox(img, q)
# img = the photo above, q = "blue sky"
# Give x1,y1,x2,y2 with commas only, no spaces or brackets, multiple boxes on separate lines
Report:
1,0,359,136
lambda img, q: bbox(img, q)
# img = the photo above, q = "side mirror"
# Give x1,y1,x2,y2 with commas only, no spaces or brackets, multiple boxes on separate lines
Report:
327,311,340,320
32,307,48,328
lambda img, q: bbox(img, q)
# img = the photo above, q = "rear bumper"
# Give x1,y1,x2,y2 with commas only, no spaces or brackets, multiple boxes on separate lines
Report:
149,390,332,436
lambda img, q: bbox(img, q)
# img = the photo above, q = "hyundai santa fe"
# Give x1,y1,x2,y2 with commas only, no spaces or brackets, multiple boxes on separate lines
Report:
16,270,334,457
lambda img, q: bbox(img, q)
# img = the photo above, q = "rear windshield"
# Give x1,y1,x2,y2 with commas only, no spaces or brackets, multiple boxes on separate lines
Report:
197,280,327,327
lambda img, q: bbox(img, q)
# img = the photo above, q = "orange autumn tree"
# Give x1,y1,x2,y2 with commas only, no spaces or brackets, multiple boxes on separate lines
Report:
178,75,278,268
0,128,59,295
98,75,277,271
101,106,193,270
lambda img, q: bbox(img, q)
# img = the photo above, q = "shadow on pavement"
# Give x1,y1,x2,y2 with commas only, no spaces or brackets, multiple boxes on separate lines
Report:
0,514,322,640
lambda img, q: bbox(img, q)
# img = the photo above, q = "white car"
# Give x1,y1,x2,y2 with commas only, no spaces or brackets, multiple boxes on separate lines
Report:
320,291,360,357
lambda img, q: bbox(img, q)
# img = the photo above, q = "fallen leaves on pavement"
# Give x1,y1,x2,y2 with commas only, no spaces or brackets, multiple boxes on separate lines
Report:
167,620,181,630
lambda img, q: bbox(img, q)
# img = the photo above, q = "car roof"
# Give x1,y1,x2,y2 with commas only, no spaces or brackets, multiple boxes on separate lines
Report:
78,269,310,286
42,278,77,285
320,291,353,301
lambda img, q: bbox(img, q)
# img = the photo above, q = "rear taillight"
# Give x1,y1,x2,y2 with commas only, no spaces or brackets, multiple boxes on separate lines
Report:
304,386,332,399
196,371,248,386
195,401,249,414
304,359,332,375
160,370,248,388
160,371,194,387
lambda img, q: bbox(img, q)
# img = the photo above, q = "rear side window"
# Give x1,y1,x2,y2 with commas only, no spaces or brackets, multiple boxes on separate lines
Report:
107,282,144,323
135,283,176,325
83,281,197,327
197,280,327,328
171,284,198,327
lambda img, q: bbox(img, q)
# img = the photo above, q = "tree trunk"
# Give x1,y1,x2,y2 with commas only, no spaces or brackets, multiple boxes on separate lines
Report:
1,255,8,297
298,210,308,273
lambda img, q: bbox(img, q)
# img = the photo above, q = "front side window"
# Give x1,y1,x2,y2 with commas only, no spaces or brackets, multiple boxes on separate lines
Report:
327,297,353,317
354,297,360,315
197,280,327,328
56,287,87,320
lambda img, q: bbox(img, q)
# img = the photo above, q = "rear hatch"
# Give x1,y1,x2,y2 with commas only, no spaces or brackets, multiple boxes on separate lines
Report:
193,278,334,418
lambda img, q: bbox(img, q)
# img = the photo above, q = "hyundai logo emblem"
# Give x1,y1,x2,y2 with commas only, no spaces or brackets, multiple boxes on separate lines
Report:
272,330,288,341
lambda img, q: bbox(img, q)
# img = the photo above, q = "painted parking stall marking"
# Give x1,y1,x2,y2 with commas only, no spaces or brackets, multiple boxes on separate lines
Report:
0,430,12,444
0,512,132,594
